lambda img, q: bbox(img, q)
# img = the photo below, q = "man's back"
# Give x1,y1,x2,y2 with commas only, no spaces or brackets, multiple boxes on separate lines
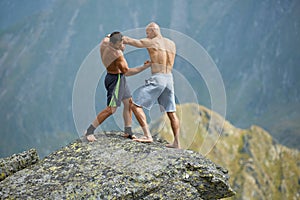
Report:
100,37,126,74
147,37,176,74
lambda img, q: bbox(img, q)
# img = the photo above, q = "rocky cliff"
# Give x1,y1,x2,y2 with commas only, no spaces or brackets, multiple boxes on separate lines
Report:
0,131,235,199
156,103,300,200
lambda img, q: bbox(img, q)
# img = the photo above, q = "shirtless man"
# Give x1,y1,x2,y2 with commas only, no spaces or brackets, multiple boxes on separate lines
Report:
123,22,180,148
85,31,151,142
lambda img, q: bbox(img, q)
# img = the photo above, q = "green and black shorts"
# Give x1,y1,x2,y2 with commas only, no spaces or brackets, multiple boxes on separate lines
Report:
105,73,131,107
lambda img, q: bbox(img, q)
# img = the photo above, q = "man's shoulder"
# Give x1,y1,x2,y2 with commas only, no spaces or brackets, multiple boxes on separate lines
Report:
163,37,175,44
162,37,176,50
100,37,109,46
101,44,123,56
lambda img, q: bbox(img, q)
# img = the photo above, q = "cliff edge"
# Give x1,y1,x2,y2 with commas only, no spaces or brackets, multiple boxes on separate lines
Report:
0,131,235,199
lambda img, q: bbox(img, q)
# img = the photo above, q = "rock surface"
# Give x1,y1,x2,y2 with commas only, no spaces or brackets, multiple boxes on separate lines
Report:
0,148,39,181
0,131,235,199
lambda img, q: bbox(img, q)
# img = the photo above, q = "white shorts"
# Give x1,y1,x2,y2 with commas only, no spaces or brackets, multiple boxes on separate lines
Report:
133,73,176,112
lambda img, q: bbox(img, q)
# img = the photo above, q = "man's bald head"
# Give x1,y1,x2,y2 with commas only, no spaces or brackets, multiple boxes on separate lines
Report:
146,22,161,38
147,22,159,29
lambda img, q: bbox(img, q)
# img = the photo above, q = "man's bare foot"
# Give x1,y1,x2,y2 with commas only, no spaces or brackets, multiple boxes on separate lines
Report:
166,143,180,149
86,134,97,142
133,135,153,143
84,131,97,142
122,133,137,140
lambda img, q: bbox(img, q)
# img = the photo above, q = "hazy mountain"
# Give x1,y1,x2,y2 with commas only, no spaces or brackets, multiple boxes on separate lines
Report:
155,103,300,199
0,0,299,158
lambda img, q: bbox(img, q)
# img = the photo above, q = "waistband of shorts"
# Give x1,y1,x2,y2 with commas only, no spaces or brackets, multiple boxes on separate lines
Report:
151,73,173,77
106,73,124,76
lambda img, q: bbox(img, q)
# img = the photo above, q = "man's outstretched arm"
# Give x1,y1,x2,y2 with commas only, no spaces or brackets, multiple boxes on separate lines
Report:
123,36,151,48
125,60,151,76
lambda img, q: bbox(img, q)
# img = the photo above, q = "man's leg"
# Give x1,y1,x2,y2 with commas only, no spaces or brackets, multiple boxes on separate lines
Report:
122,98,136,139
122,98,132,127
131,102,153,142
166,112,180,148
85,106,117,142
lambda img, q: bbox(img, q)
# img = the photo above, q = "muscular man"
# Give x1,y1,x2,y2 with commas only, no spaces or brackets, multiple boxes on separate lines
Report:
85,31,151,142
123,22,180,148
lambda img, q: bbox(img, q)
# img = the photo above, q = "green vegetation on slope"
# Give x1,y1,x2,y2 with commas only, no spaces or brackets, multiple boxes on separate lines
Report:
155,103,300,199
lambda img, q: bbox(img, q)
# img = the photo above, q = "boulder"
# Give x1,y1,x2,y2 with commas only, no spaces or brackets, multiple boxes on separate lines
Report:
0,132,235,199
0,148,39,181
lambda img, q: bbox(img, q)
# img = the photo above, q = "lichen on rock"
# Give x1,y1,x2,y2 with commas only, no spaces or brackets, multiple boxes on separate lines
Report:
0,131,235,199
0,148,39,182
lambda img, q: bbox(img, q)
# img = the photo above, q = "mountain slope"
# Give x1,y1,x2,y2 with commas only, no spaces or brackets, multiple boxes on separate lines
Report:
154,103,300,199
188,0,300,149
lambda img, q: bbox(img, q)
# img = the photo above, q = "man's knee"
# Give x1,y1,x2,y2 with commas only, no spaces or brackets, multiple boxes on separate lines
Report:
106,106,117,114
123,98,130,105
129,99,137,110
129,98,134,107
129,98,133,104
96,106,117,124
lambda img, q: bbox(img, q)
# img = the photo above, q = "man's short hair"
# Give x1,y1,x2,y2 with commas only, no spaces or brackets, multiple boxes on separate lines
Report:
110,31,123,44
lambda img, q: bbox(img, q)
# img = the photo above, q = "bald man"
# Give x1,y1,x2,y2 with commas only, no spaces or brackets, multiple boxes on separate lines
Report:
123,22,180,148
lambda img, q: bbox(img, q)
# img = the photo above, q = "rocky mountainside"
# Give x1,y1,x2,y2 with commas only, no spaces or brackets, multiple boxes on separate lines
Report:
154,103,300,200
0,132,235,199
0,0,299,158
